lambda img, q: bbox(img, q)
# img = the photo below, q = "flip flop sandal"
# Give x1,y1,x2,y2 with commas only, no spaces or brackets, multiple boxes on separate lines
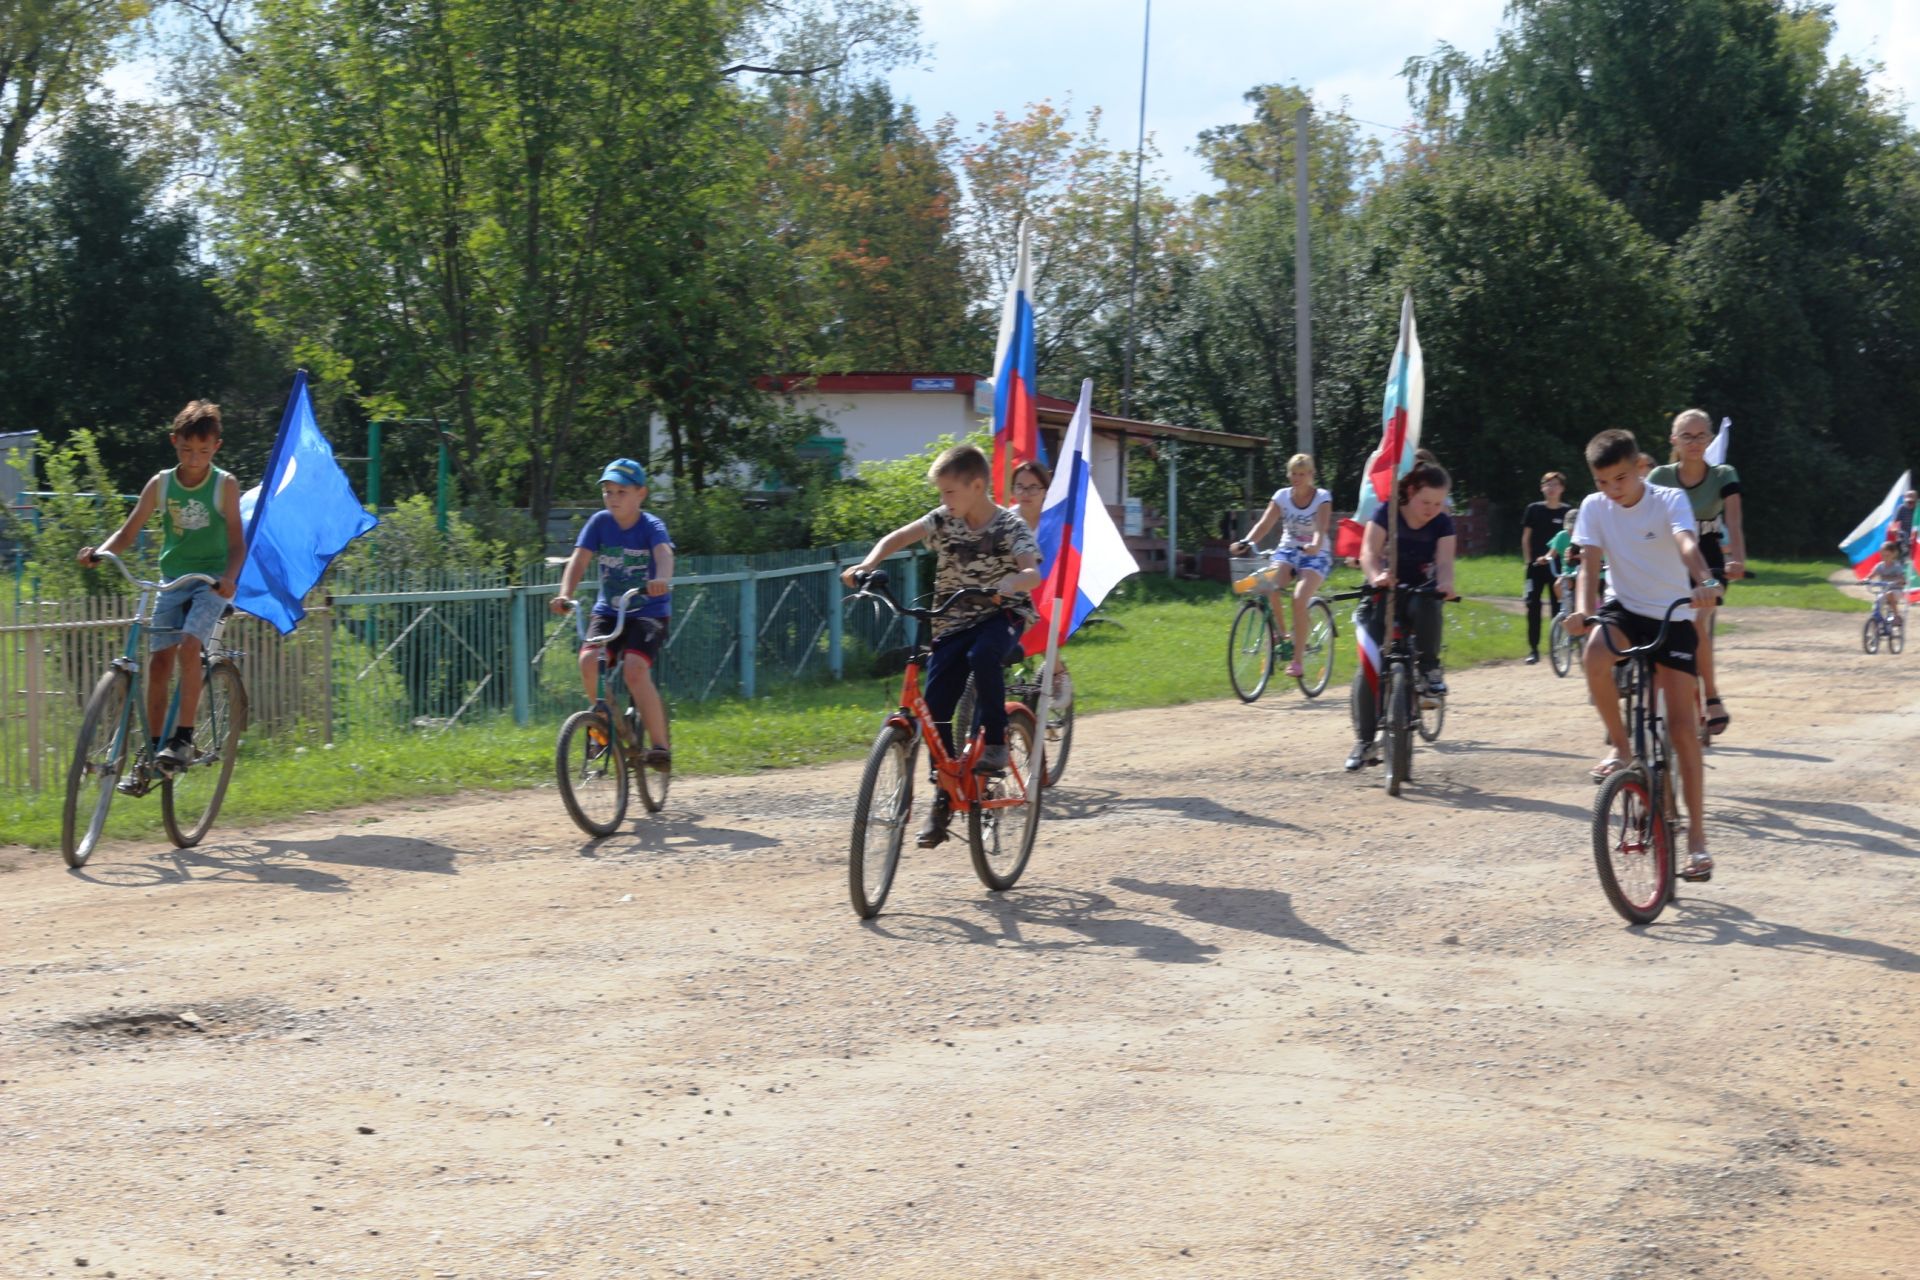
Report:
1590,755,1629,784
1705,698,1730,736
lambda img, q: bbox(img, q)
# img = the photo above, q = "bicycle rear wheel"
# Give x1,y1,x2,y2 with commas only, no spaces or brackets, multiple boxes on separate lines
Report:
63,668,135,869
1593,765,1671,925
1295,598,1337,697
1417,685,1446,743
1039,684,1073,787
1384,665,1413,796
968,707,1039,892
1549,615,1576,677
556,708,628,836
1863,614,1880,654
634,699,672,813
849,723,915,919
162,662,247,848
1227,600,1275,702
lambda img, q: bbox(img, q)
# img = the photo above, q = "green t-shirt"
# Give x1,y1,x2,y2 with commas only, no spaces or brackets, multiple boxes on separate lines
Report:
1546,526,1575,572
159,466,232,580
1646,462,1741,529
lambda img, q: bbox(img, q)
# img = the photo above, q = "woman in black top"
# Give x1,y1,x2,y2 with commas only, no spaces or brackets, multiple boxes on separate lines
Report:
1519,471,1572,664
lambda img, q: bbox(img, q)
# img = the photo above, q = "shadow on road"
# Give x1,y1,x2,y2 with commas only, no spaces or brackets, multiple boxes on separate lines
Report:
1708,746,1833,763
1395,779,1593,823
1043,786,1308,833
866,886,1221,965
1428,739,1586,761
1648,899,1920,972
577,811,782,859
72,834,466,891
1716,794,1920,859
1110,877,1354,952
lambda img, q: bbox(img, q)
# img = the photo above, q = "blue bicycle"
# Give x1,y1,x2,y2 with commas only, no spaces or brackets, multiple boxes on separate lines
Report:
1862,582,1906,656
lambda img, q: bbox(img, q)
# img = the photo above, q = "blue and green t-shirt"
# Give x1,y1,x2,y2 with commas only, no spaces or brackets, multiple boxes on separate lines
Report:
576,510,672,619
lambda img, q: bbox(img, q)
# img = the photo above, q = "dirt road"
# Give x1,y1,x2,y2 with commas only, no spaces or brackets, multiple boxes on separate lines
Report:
3,607,1917,1279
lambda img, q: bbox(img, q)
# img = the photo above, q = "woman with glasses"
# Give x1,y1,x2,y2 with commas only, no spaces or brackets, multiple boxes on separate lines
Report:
1647,409,1745,735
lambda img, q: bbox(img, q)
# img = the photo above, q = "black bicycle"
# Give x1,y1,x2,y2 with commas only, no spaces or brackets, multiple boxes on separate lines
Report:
1588,598,1697,925
1333,583,1450,797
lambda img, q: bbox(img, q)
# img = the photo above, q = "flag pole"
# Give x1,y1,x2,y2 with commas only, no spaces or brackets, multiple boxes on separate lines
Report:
1033,379,1094,781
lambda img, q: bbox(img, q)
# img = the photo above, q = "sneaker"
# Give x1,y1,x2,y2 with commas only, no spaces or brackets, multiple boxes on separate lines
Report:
973,744,1011,774
644,747,671,773
1421,673,1448,705
1524,651,1540,665
156,733,194,771
1344,740,1380,772
916,791,953,847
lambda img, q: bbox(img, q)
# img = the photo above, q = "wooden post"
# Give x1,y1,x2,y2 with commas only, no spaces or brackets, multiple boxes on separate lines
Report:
24,624,43,791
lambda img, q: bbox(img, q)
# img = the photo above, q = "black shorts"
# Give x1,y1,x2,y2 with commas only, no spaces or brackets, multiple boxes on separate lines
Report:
1595,601,1698,677
585,614,667,667
1697,533,1726,605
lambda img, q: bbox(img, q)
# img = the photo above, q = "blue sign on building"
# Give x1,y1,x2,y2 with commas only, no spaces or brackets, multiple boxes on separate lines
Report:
910,377,957,392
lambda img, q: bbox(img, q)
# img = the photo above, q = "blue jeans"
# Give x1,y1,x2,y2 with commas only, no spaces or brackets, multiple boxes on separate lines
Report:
150,580,226,653
924,614,1022,753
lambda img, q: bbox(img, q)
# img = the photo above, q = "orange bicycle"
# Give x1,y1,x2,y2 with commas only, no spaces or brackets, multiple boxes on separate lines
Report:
845,570,1043,919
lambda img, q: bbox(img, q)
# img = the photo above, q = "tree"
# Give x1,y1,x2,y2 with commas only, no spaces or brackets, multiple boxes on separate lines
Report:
0,105,239,489
0,0,148,195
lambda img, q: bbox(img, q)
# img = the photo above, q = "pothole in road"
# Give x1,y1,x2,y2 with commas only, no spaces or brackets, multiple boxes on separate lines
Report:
43,1000,283,1046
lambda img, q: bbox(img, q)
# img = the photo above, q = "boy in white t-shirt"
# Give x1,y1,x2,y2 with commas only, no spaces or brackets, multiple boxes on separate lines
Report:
1565,429,1721,878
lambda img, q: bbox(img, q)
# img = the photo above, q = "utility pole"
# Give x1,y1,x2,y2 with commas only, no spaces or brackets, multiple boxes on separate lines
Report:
1293,101,1313,459
1120,0,1152,419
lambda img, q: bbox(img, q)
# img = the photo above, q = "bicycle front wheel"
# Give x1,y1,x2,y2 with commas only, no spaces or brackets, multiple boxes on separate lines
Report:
849,723,915,919
968,707,1039,892
1384,666,1413,796
1040,686,1074,787
63,668,135,869
635,700,672,814
1593,765,1671,925
1549,615,1576,677
1863,614,1881,655
1890,613,1906,656
1295,598,1337,698
162,662,247,848
1227,600,1275,702
556,709,628,836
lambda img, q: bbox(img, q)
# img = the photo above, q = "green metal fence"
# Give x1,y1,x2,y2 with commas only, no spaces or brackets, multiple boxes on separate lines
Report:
2,542,926,794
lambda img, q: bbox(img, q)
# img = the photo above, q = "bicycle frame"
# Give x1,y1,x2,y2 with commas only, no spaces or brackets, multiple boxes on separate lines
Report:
855,573,1032,813
1595,601,1692,821
571,587,652,750
1339,582,1445,727
90,551,227,791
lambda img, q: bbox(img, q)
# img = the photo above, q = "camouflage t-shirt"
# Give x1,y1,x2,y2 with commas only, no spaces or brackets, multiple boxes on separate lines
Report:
920,506,1040,638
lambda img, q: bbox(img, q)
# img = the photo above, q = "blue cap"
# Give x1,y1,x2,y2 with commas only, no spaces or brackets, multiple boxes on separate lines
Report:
597,458,647,487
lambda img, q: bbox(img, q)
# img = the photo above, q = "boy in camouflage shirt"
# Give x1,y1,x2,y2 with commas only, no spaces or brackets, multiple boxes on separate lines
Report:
843,444,1041,846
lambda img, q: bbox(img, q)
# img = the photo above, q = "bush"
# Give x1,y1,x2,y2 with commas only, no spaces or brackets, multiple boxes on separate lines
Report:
20,430,138,598
809,431,991,547
331,494,507,581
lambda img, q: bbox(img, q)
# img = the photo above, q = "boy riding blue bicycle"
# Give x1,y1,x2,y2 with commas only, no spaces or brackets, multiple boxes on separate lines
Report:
77,400,246,773
551,458,674,771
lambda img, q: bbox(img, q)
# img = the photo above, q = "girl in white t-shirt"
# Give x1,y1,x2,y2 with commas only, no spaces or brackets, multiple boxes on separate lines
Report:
1231,453,1333,678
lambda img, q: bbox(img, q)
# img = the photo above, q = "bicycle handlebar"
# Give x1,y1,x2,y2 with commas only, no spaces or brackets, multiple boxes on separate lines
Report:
86,548,221,594
564,587,646,648
1590,597,1693,658
1329,583,1457,603
850,569,1001,622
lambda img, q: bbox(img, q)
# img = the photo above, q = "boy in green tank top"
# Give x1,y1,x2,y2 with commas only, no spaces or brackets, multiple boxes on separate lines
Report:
79,401,247,769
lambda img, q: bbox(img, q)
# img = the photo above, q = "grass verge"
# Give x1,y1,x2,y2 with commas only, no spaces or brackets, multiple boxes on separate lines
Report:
0,556,1858,852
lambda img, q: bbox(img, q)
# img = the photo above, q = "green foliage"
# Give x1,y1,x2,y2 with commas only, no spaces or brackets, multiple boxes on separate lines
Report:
21,429,136,597
651,487,815,557
331,495,506,581
807,432,986,546
0,0,148,192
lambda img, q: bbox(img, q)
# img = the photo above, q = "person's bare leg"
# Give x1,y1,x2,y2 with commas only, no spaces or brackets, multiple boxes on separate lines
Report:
1695,599,1720,705
146,647,177,743
578,647,601,702
1583,628,1631,763
1290,570,1324,658
1658,665,1709,855
174,636,205,728
625,654,668,750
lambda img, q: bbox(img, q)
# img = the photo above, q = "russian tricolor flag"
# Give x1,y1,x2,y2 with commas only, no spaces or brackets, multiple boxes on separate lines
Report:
1022,379,1138,661
1335,290,1424,559
990,219,1045,503
1840,470,1912,580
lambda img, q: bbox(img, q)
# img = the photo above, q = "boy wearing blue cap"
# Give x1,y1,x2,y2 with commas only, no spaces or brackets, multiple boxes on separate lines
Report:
552,458,674,769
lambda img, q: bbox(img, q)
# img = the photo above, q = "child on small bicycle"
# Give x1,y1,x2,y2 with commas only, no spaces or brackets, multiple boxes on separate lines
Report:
1230,452,1333,679
1345,453,1456,772
77,400,245,771
1564,429,1721,878
551,458,673,771
1009,458,1070,708
1547,508,1578,609
842,443,1041,847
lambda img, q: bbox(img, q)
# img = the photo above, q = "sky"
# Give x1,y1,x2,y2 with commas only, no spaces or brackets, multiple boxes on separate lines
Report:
887,0,1920,198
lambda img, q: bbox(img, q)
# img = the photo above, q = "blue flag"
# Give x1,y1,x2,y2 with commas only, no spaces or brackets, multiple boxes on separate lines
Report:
233,371,379,634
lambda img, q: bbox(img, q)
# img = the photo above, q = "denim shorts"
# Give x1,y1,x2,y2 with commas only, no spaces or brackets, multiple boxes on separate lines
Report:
1272,545,1333,579
150,580,227,653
